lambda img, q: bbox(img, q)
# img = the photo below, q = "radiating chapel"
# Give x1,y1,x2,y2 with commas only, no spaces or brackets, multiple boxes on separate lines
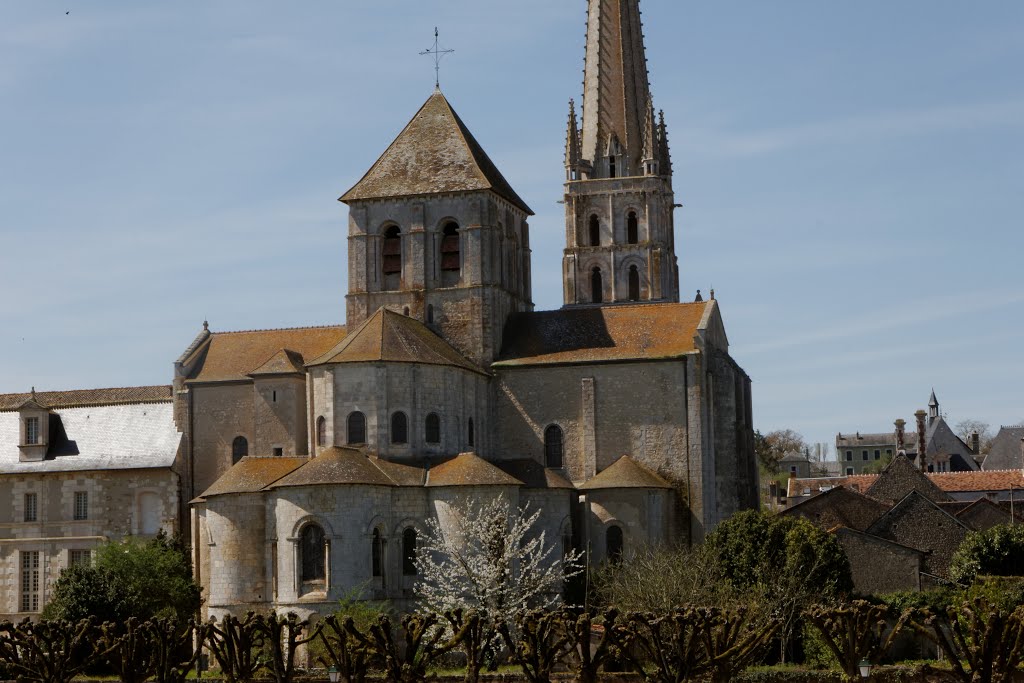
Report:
180,0,759,618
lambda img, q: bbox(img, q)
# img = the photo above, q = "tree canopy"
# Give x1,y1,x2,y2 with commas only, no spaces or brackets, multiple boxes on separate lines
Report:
43,532,201,624
754,429,807,474
950,523,1024,584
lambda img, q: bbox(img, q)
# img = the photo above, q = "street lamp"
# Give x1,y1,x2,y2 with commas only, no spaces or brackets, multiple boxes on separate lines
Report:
328,665,340,683
858,658,872,679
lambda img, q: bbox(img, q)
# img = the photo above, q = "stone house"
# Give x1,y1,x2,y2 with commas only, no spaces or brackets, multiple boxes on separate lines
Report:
0,387,183,619
183,0,759,620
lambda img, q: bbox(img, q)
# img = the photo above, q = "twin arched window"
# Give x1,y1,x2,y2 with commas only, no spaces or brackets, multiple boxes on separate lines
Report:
544,425,564,468
300,524,326,583
391,412,408,444
231,436,248,464
425,413,441,444
347,412,366,445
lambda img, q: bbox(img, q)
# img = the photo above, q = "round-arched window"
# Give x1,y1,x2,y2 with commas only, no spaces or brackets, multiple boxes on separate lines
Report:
628,265,640,302
391,412,408,444
591,268,603,304
606,525,623,564
627,211,639,244
347,412,366,445
588,215,600,247
402,528,418,576
425,413,441,444
544,425,564,468
316,416,327,447
300,524,326,582
231,436,248,464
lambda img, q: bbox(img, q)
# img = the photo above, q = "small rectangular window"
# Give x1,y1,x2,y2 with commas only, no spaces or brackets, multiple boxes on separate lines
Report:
73,492,88,521
862,450,868,461
272,447,283,457
69,549,91,568
24,493,37,522
886,449,893,457
874,449,881,460
845,451,852,461
845,467,854,475
25,417,40,445
21,551,40,612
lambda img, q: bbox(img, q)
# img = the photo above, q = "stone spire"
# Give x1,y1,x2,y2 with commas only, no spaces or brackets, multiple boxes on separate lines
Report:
641,97,658,175
657,110,672,176
580,0,653,178
565,99,582,179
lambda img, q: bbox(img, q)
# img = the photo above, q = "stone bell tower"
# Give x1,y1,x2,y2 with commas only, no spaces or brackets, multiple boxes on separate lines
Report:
562,0,680,306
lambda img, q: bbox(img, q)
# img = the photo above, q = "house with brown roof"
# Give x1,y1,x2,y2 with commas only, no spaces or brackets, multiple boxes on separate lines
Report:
0,386,183,619
181,0,759,621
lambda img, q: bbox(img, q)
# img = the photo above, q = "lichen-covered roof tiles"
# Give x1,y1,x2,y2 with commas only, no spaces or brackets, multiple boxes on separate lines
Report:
426,452,523,487
494,459,575,489
496,302,710,367
0,385,172,412
249,349,307,376
340,90,532,215
184,326,346,383
579,455,672,490
272,447,397,489
198,457,306,498
308,307,484,374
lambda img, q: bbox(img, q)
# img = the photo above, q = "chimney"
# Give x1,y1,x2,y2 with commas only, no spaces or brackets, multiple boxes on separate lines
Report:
915,410,928,471
971,431,980,456
895,419,906,452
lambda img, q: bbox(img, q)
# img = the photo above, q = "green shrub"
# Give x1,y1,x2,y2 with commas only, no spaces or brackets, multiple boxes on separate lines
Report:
950,523,1024,584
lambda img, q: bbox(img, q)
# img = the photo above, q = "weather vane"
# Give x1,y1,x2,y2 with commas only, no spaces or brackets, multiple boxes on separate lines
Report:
420,27,454,89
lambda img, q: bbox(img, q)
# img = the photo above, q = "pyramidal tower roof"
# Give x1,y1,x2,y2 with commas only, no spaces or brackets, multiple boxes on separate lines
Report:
340,90,532,214
580,0,653,174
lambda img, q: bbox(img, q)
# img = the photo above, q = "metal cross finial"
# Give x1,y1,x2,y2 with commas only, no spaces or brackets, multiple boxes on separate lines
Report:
420,27,454,89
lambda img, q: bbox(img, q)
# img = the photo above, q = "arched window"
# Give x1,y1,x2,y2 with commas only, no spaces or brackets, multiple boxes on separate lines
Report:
591,267,603,304
391,412,408,444
588,215,600,247
425,413,441,444
231,436,248,464
627,211,638,244
440,222,460,272
427,304,434,324
468,418,475,448
382,226,402,288
372,528,385,579
347,412,366,445
316,416,327,447
300,524,326,583
628,265,640,302
606,525,623,564
402,528,417,576
544,425,564,468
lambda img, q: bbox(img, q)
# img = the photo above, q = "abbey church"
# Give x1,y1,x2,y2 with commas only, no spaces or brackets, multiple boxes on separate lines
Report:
0,0,757,620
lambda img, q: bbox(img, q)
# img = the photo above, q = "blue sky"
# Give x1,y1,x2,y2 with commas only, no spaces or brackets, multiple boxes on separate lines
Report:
2,1,1022,452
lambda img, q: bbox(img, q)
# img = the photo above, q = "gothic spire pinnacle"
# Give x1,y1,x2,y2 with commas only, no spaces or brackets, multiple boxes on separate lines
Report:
657,109,672,177
565,99,581,171
642,97,657,163
580,0,653,177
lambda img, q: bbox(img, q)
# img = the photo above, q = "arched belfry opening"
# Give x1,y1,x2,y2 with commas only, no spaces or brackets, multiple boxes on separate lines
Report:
591,267,603,304
382,226,402,290
440,221,460,287
627,211,638,244
588,215,600,247
628,265,640,301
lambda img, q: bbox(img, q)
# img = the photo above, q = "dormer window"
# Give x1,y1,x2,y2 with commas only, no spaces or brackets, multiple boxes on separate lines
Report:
24,417,40,446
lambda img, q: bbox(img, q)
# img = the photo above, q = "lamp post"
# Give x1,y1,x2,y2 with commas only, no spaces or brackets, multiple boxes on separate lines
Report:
328,665,340,683
858,658,872,679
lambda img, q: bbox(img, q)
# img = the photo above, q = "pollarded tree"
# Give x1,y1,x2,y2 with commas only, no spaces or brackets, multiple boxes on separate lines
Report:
414,495,583,620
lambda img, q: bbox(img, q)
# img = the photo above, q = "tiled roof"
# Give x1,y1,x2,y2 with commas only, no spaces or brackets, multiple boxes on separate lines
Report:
495,302,709,367
866,453,951,503
579,455,672,490
0,386,172,412
782,486,888,532
199,457,305,498
371,457,428,487
426,452,523,487
983,426,1024,471
340,91,532,215
184,326,345,383
0,403,181,474
494,459,575,490
790,469,1024,498
272,447,397,489
955,498,1011,531
249,349,306,376
307,308,484,375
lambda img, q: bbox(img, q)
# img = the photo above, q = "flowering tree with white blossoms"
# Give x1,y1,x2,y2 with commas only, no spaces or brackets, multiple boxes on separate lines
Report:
414,494,583,621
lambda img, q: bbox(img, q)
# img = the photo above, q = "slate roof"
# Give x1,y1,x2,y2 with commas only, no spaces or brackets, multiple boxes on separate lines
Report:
0,402,181,474
0,386,172,412
495,302,710,367
494,459,575,490
579,455,672,490
184,326,346,383
425,452,523,487
199,457,306,498
983,426,1024,471
340,90,532,215
308,308,484,374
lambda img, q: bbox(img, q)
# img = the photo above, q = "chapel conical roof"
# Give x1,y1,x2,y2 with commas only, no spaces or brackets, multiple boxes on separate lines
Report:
306,307,484,374
340,90,532,214
579,455,672,490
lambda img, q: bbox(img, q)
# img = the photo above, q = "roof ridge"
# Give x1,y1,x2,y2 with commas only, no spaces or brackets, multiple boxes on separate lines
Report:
212,323,344,336
0,383,171,398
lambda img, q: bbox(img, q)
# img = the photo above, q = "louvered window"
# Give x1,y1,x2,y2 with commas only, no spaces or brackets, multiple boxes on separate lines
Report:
382,226,402,275
440,222,460,271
